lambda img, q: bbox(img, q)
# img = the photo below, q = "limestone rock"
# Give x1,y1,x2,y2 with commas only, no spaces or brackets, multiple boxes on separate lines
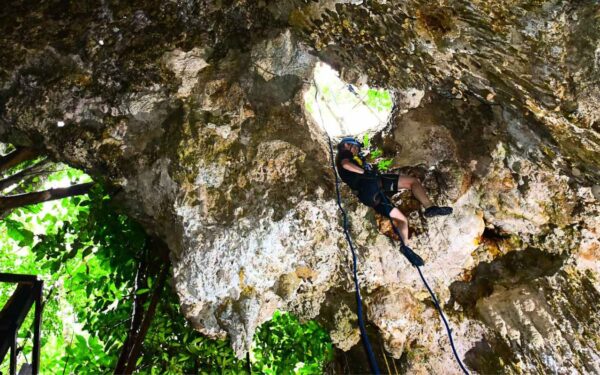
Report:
1,1,599,373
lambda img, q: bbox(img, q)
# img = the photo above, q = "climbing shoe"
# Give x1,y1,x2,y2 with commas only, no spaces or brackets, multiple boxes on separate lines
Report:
400,245,425,267
424,206,453,218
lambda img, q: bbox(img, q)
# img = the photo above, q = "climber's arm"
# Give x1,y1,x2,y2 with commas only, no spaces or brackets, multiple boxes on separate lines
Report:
341,159,365,174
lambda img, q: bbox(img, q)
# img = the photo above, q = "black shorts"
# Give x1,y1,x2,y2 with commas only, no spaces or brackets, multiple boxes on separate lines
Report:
356,174,399,218
379,173,399,193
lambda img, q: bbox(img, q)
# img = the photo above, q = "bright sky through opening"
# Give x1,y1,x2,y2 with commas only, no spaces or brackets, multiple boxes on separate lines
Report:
304,62,393,138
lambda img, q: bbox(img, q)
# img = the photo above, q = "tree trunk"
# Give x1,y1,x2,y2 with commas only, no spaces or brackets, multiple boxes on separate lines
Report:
0,158,51,191
0,182,94,212
115,263,169,374
114,258,149,374
0,148,39,174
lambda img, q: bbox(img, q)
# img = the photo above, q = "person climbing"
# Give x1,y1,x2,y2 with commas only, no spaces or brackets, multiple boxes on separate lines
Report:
335,137,452,263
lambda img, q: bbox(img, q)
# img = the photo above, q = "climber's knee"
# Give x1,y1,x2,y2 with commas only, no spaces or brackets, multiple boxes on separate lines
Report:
397,176,417,190
389,207,407,223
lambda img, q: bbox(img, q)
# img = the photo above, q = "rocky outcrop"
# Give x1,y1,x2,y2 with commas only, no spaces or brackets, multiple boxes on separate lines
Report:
1,1,598,373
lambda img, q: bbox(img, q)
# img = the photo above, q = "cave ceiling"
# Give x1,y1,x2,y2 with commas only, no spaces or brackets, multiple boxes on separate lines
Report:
1,0,599,373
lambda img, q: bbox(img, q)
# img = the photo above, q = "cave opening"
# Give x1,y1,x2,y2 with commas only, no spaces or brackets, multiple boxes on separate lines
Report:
303,62,393,138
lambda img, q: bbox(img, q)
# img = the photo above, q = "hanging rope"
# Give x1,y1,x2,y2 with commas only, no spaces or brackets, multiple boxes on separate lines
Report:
376,193,469,375
314,81,382,375
313,78,469,374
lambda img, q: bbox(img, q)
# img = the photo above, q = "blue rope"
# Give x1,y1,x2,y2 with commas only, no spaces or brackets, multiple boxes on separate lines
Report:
317,80,468,373
378,191,469,375
345,82,469,372
325,134,381,375
314,80,380,374
416,265,470,375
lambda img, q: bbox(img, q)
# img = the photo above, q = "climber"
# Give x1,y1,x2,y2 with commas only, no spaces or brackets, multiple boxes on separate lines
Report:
335,137,452,251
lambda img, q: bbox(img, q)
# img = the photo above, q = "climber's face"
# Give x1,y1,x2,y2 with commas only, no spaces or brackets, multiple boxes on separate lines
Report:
343,143,360,156
343,142,359,155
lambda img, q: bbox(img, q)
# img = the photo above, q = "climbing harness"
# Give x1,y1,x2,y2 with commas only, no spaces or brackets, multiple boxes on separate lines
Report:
315,79,470,374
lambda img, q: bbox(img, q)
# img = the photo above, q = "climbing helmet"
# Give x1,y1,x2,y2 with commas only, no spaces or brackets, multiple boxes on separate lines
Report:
339,137,363,149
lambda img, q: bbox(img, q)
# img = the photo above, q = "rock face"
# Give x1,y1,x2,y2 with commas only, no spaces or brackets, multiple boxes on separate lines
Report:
1,1,599,373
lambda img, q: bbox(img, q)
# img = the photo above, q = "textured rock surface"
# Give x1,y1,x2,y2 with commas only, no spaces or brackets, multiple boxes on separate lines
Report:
1,1,599,373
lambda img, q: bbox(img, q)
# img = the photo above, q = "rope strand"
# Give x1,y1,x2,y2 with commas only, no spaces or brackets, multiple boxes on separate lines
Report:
317,83,382,374
416,266,470,374
379,193,469,375
315,78,468,374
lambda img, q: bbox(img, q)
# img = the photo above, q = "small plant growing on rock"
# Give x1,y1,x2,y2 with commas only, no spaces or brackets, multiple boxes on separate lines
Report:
362,134,394,172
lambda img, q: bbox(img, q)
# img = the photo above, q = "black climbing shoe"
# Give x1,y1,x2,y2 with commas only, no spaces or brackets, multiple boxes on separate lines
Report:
400,245,425,267
424,206,453,218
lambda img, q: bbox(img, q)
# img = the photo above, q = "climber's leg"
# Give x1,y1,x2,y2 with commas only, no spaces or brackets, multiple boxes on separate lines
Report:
396,175,453,217
388,207,409,244
397,176,432,208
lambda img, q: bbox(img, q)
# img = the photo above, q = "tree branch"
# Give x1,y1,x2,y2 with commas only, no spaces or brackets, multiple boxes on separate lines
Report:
118,251,170,375
3,168,70,196
0,147,39,174
0,158,52,191
124,264,168,374
0,182,94,212
114,258,149,373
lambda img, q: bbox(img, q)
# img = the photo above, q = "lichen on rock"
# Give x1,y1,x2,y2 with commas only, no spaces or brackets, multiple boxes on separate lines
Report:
0,0,599,373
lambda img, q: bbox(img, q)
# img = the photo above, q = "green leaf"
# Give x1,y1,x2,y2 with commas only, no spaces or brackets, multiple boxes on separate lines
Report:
377,158,393,172
5,219,34,247
362,134,370,149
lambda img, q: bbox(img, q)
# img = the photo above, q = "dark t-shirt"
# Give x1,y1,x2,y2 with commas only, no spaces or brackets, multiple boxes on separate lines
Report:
336,149,384,207
336,149,365,190
336,150,400,215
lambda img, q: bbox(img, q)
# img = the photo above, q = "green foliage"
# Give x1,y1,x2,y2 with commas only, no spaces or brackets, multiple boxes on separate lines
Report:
362,133,370,149
365,89,392,113
361,133,394,172
0,183,140,373
0,175,96,373
64,334,113,370
251,311,333,374
138,289,248,374
302,68,393,131
1,165,335,374
4,218,34,247
305,85,392,116
376,159,394,172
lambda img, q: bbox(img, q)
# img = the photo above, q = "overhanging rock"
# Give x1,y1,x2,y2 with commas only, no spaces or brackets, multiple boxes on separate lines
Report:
1,1,599,372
